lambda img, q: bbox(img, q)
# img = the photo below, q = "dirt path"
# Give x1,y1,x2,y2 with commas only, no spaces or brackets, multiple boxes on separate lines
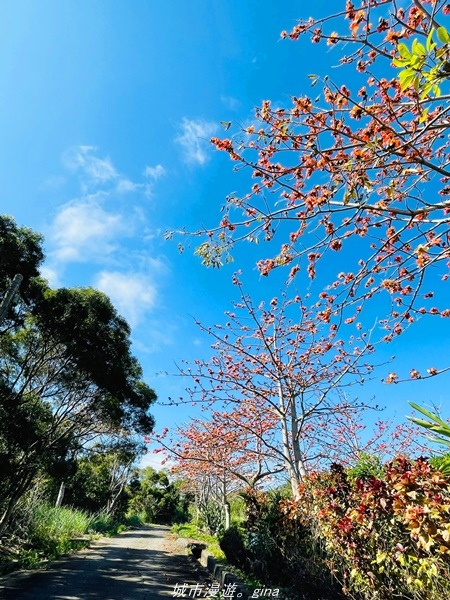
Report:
0,525,213,600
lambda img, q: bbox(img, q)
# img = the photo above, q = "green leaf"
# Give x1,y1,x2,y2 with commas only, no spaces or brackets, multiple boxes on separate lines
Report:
412,39,426,56
397,43,411,58
426,28,436,53
436,26,450,44
408,402,448,427
419,107,430,123
409,55,422,69
427,425,450,437
392,57,410,67
426,436,450,448
420,84,433,100
408,416,436,430
399,69,417,90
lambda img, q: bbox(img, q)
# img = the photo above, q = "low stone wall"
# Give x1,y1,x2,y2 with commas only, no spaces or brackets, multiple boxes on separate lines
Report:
183,540,249,599
198,547,248,599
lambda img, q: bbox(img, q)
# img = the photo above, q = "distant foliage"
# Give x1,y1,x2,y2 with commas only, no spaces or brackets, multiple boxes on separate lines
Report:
127,468,189,524
346,452,385,482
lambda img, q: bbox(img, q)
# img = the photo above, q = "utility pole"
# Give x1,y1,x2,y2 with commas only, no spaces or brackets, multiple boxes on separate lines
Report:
0,274,23,325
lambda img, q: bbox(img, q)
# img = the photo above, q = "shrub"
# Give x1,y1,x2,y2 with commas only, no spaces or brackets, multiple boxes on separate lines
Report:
290,458,450,599
429,452,450,477
27,503,90,562
88,511,116,534
244,488,341,598
30,504,90,540
347,452,385,482
219,526,248,570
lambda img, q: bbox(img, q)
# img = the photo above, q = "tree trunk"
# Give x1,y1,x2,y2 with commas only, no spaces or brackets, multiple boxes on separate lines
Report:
0,474,34,535
221,476,231,530
290,394,308,482
55,481,65,507
224,501,231,530
277,379,301,499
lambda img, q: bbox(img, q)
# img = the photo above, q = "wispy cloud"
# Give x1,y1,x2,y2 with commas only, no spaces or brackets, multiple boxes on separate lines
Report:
63,145,118,184
43,146,170,336
132,321,176,353
48,198,130,263
175,118,218,165
95,270,158,327
40,264,62,288
144,164,166,181
115,179,142,194
62,145,159,197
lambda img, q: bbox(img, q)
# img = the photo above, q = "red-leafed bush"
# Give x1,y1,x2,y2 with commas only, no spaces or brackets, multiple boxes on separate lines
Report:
281,457,450,599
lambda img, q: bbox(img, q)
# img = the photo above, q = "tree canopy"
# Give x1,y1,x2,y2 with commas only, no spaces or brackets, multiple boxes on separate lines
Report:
162,1,449,510
0,215,156,532
176,0,450,353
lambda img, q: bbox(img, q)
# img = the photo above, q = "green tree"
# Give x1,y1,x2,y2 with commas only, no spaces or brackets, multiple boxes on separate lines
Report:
62,439,143,516
0,216,157,532
127,468,189,524
34,286,156,435
0,381,79,532
0,215,45,329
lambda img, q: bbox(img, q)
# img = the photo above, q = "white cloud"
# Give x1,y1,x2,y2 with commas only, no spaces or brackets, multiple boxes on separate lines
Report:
44,145,169,291
95,270,157,327
175,118,218,165
40,265,61,288
116,178,141,194
140,449,174,470
63,145,118,183
144,164,166,181
61,146,164,198
132,321,176,354
49,199,130,263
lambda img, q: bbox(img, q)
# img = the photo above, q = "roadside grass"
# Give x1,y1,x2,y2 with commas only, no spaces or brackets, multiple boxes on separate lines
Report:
171,523,267,595
3,504,92,571
171,523,226,561
0,504,145,575
88,511,144,536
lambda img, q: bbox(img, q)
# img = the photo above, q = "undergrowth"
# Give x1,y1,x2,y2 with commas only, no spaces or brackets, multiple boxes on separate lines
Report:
0,504,144,575
172,522,226,561
171,522,268,595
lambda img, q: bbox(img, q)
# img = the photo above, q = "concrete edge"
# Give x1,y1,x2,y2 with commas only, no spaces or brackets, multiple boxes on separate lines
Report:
180,540,249,600
201,548,249,598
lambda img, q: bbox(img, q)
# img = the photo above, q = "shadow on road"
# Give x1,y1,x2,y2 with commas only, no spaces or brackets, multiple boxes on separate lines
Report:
0,526,212,600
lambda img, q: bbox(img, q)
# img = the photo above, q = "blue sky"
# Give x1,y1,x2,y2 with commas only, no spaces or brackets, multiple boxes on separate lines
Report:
1,1,449,467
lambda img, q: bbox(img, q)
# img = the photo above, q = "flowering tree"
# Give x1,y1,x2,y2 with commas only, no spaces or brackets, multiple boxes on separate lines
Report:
168,276,387,498
173,1,450,353
158,400,279,529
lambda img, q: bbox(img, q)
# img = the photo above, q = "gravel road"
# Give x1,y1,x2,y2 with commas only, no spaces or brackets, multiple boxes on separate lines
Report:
0,525,213,600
